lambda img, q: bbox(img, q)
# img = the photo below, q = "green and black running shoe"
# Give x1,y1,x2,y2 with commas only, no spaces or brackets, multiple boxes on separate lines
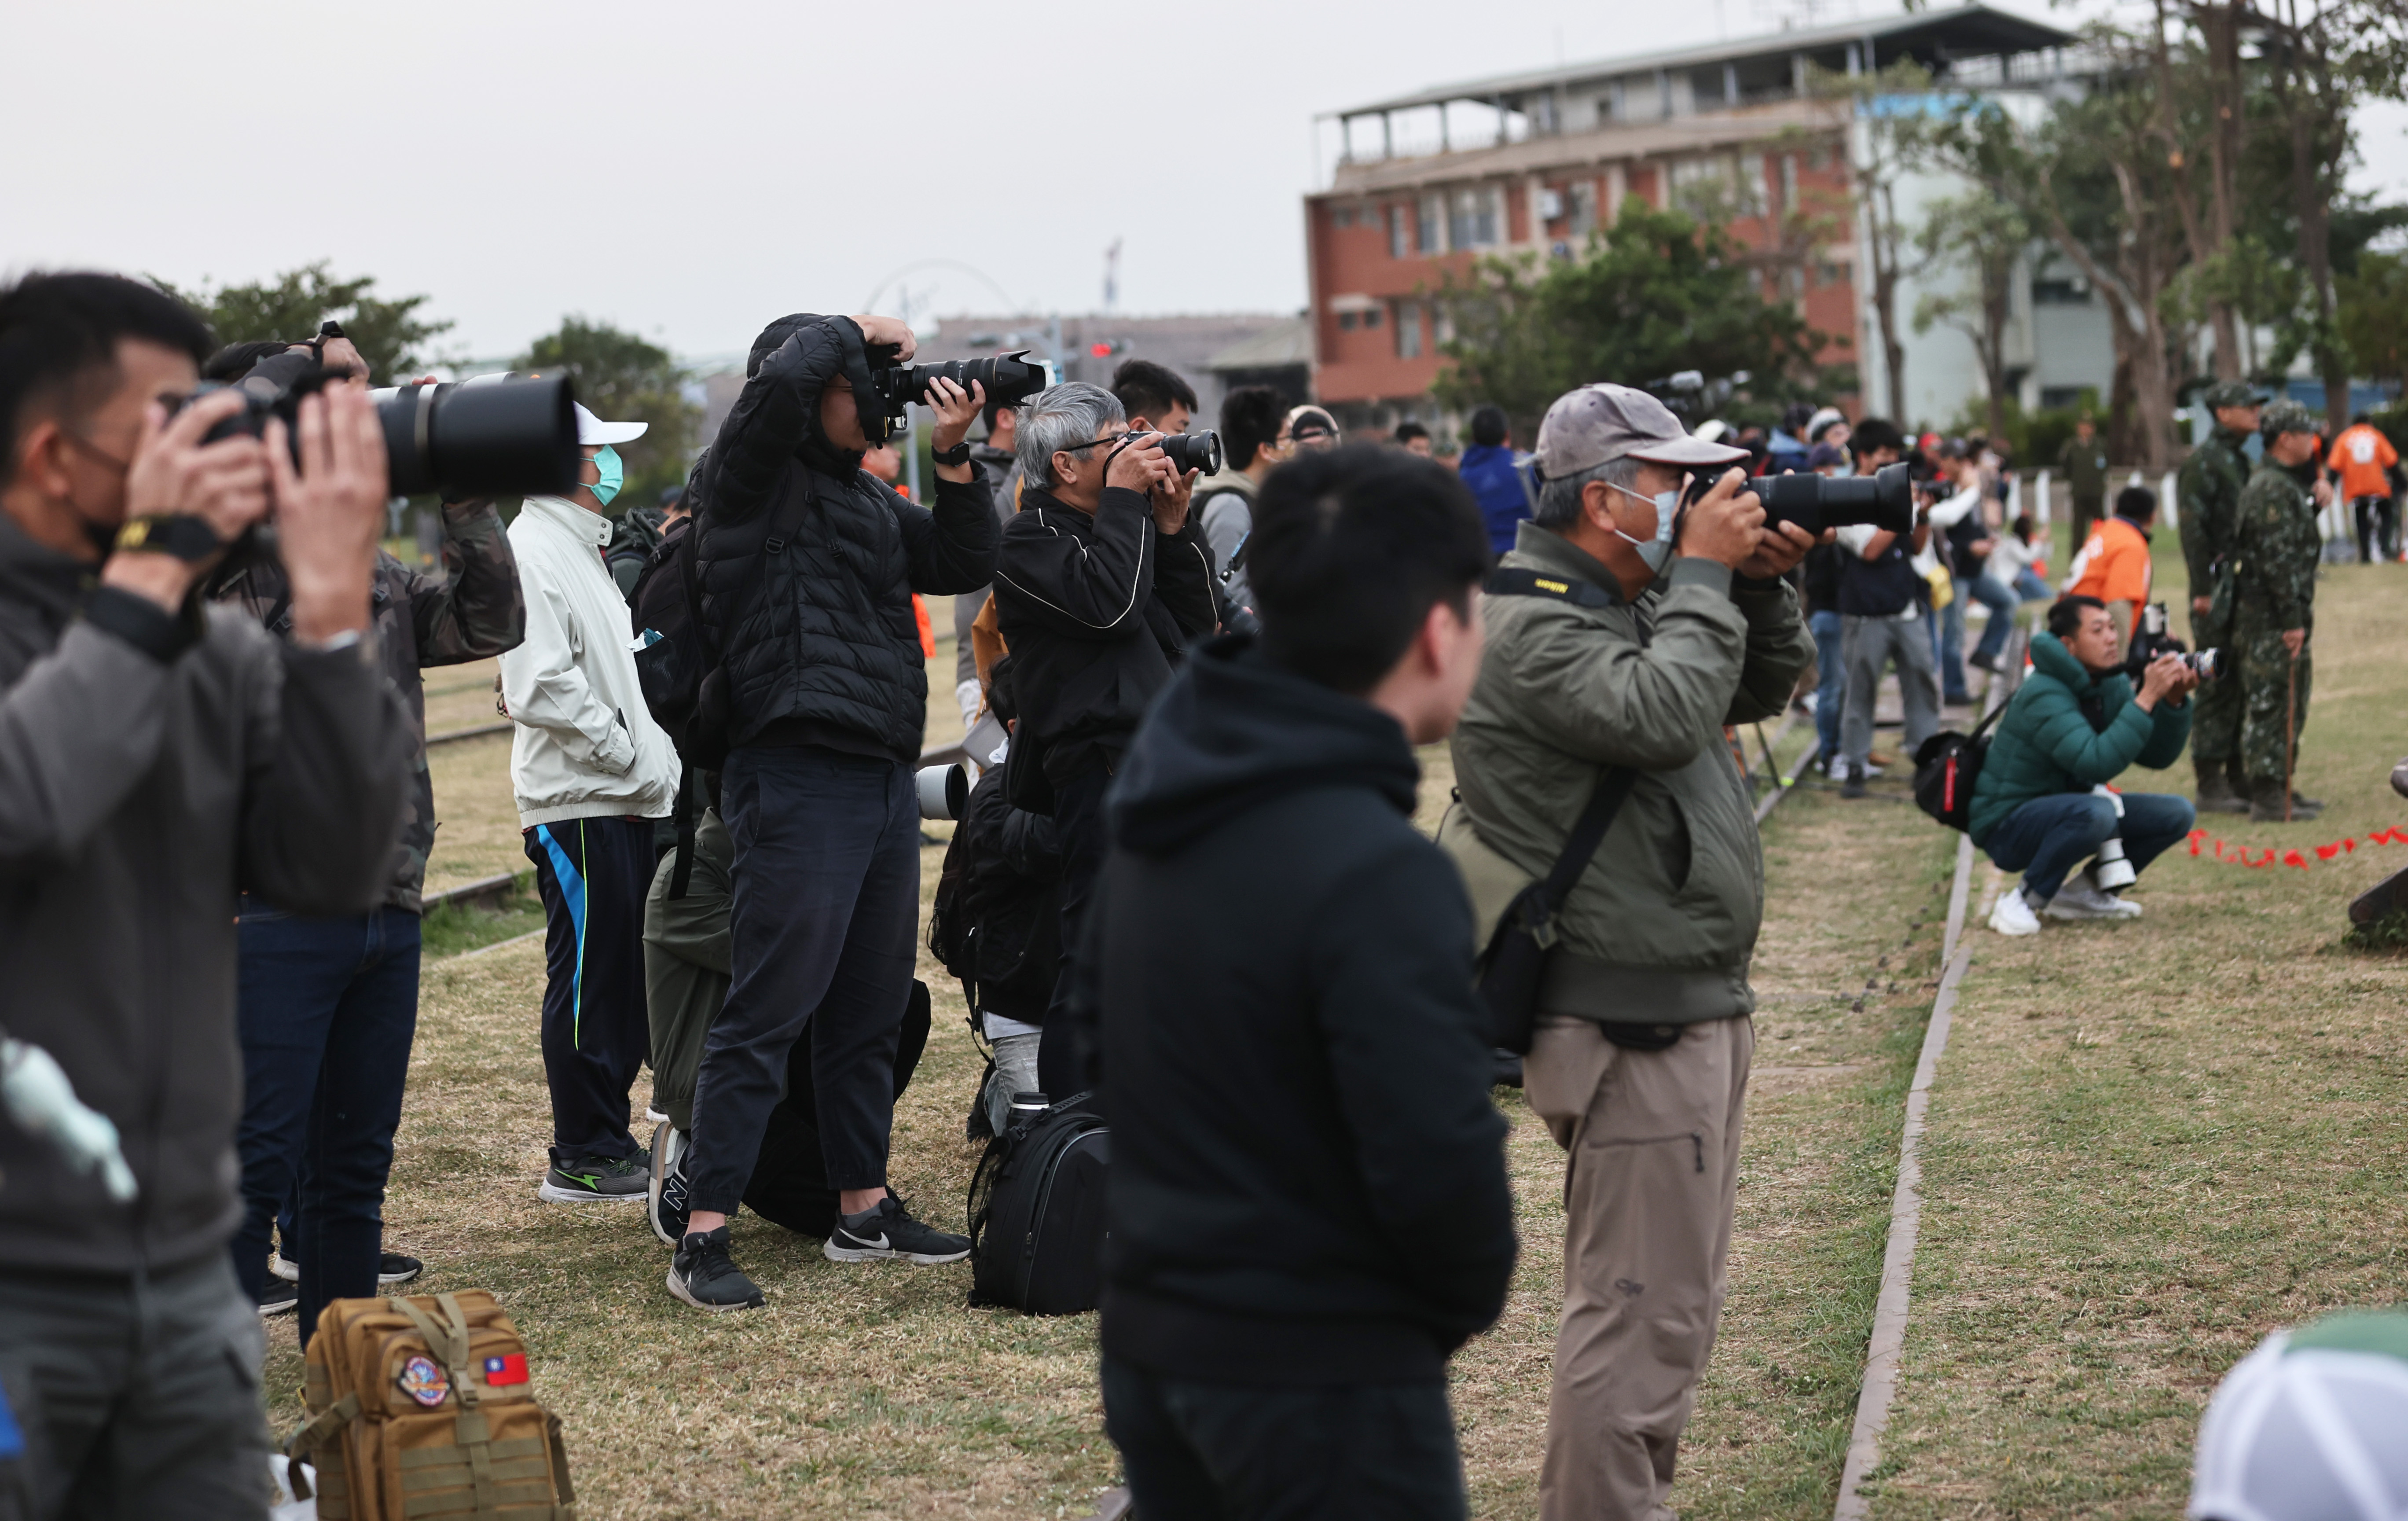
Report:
538,1150,650,1204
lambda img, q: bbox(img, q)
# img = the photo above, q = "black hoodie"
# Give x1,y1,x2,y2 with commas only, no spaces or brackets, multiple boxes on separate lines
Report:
1086,638,1516,1385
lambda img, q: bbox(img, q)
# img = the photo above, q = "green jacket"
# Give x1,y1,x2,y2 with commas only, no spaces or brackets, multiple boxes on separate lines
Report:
2177,425,2252,597
2231,458,2323,633
1968,632,2192,846
2058,434,2111,499
643,806,731,1133
1443,524,1814,1024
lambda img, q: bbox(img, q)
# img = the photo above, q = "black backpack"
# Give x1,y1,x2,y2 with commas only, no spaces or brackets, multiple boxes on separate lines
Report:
1912,702,2007,832
965,1094,1110,1315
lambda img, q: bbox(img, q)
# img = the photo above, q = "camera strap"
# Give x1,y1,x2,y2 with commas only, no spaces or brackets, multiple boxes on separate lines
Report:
1486,566,1621,611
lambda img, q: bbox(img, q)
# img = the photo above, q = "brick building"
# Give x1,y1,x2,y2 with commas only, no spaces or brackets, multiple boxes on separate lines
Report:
1306,4,2074,437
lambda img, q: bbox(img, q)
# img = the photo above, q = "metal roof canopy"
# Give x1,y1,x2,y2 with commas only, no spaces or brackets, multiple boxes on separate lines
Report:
1319,3,2074,121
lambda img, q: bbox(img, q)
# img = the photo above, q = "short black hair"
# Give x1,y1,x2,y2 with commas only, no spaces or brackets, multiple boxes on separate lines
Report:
1469,405,1509,448
981,398,1017,435
1394,420,1430,444
1849,416,1906,463
0,272,212,491
1248,444,1491,695
1220,384,1286,471
2115,484,2157,522
203,339,291,382
2047,594,2107,639
1111,360,1197,427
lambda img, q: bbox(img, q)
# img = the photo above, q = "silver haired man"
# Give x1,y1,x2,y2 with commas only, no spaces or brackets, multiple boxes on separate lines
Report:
990,383,1219,1095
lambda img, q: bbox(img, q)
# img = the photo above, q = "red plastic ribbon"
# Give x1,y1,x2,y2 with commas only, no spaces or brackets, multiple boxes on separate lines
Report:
2184,827,2408,872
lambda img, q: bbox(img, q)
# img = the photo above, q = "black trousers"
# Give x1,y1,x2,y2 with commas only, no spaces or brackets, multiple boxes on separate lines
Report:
525,816,655,1168
1039,759,1112,1098
1101,1355,1466,1521
0,1256,269,1521
684,746,918,1212
2353,494,2398,563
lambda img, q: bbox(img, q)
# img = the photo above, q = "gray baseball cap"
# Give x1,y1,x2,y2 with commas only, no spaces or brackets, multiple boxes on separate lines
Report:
1534,383,1750,480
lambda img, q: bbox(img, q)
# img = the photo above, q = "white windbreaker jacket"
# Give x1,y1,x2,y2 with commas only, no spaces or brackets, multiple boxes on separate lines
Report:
498,495,679,827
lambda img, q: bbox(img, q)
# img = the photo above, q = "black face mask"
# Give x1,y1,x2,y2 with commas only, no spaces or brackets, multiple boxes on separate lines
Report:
56,430,133,560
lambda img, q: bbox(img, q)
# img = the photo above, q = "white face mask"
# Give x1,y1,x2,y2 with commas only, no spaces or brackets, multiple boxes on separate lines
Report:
1606,479,1679,573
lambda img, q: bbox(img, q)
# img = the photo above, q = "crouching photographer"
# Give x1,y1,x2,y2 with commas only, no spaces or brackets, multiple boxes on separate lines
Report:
1440,382,1818,1521
1977,595,2199,936
0,272,411,1517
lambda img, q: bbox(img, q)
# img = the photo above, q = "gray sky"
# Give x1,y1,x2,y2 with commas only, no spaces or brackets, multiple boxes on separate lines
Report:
4,0,2400,364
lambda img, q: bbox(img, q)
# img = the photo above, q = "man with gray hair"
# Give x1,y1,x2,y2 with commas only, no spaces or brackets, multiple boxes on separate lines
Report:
992,382,1218,1094
1441,382,1819,1520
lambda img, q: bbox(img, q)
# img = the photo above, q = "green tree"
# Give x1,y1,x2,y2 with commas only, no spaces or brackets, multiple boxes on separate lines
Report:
1429,202,1831,440
2338,250,2408,390
161,261,449,382
518,317,701,514
1912,194,2031,443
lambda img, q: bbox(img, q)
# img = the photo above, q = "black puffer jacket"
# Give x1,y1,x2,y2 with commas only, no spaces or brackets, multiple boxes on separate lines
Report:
991,485,1219,786
697,314,998,760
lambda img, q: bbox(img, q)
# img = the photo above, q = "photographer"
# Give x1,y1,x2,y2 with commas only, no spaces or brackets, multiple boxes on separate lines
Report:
1193,383,1285,627
1087,445,1511,1519
206,339,525,1331
1443,383,1816,1521
1975,596,2197,936
665,313,996,1312
0,272,409,1514
1834,418,1938,798
991,382,1218,1095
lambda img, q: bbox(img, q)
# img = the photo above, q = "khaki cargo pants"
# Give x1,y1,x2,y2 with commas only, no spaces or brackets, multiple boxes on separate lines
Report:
1524,1013,1753,1521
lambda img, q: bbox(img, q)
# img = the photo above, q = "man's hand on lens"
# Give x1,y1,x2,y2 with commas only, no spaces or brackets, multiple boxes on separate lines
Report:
1733,520,1828,580
1677,468,1767,570
104,391,272,613
849,314,917,363
264,388,388,646
2281,626,2307,657
927,377,982,482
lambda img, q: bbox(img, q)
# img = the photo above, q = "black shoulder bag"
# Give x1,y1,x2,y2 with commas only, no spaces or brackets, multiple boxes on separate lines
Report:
1476,566,1641,1054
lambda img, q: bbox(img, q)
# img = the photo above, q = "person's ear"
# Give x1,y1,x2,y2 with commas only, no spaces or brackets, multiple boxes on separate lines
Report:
12,420,73,503
1581,477,1618,532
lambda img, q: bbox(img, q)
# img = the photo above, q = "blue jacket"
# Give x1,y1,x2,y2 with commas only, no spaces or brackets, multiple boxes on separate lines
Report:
1458,445,1531,555
1968,632,2192,845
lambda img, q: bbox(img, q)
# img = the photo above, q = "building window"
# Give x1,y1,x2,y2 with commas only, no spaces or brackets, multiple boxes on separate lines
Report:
1388,205,1409,259
1417,194,1446,255
1450,186,1500,250
1338,310,1359,331
1331,206,1354,229
1818,262,1843,288
1397,302,1424,359
1363,306,1382,329
1570,181,1598,236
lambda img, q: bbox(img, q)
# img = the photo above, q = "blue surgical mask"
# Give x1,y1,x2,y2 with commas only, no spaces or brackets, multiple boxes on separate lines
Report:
588,445,624,508
1607,479,1679,573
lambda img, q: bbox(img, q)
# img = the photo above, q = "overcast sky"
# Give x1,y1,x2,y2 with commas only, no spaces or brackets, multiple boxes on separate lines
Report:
4,0,2401,364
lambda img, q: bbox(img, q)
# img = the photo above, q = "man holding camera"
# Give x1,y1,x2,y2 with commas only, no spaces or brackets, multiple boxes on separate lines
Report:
1445,383,1817,1520
2179,381,2264,814
2233,399,2332,823
0,271,410,1516
664,313,997,1312
991,382,1219,1097
1975,596,2198,936
1835,418,1939,797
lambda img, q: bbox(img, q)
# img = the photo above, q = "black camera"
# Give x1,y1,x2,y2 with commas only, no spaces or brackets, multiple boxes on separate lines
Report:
1683,461,1916,535
866,349,1051,442
2125,602,2221,680
178,349,582,499
1158,430,1224,476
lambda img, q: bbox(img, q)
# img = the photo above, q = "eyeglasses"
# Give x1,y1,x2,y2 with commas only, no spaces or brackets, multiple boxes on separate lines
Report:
1056,430,1149,456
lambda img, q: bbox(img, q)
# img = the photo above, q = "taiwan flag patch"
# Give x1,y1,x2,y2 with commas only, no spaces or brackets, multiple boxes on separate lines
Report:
482,1354,529,1387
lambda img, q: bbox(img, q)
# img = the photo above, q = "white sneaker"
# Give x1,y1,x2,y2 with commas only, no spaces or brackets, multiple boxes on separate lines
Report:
2045,871,2143,921
1990,886,2042,937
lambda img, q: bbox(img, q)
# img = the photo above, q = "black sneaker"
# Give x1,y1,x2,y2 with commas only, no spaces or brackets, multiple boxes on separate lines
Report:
824,1194,971,1265
648,1123,691,1247
258,1276,298,1318
539,1150,649,1204
1840,764,1868,800
667,1227,764,1313
378,1253,423,1286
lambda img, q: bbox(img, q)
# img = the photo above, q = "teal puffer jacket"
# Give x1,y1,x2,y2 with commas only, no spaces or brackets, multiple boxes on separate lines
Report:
1968,632,2193,845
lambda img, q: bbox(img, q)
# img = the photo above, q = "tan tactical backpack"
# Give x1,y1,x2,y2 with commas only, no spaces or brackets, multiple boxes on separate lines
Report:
283,1291,576,1521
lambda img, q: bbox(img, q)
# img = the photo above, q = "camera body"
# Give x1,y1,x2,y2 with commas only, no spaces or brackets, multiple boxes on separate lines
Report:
1682,461,1916,536
2124,602,2221,681
864,350,1051,445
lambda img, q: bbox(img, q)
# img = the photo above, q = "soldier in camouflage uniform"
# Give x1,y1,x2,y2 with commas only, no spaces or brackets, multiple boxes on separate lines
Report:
2177,380,2264,813
2229,399,2333,823
206,343,526,1332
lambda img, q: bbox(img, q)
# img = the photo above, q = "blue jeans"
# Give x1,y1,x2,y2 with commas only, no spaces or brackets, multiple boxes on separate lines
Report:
2011,568,2051,603
1937,582,1971,700
1810,610,1846,765
229,901,420,1342
1982,791,2196,903
1967,573,2020,664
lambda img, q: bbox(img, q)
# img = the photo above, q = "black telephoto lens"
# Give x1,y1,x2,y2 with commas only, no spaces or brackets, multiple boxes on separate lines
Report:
376,376,581,499
1747,461,1916,535
884,349,1050,416
1159,430,1224,476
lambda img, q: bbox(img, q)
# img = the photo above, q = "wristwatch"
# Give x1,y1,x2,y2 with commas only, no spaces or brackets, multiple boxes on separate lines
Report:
931,441,973,467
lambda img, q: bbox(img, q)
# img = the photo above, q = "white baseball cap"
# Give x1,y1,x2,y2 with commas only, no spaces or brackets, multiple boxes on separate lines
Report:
575,403,647,446
2189,1312,2408,1521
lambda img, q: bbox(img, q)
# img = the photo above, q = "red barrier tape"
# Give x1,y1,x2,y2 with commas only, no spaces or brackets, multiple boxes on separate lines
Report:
2189,826,2408,870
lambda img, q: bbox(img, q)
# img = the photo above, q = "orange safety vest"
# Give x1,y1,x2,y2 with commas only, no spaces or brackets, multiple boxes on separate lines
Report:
2065,515,2153,606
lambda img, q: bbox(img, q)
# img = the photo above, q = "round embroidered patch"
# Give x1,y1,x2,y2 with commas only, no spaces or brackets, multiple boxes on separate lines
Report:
397,1355,450,1408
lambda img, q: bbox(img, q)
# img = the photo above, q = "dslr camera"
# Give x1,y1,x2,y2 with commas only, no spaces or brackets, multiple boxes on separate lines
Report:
1681,460,1916,536
2125,602,2221,680
176,348,582,499
863,350,1052,446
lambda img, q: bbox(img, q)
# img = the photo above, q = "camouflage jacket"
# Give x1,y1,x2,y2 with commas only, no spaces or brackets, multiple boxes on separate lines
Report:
209,499,525,911
2230,459,2322,633
2177,425,2252,591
